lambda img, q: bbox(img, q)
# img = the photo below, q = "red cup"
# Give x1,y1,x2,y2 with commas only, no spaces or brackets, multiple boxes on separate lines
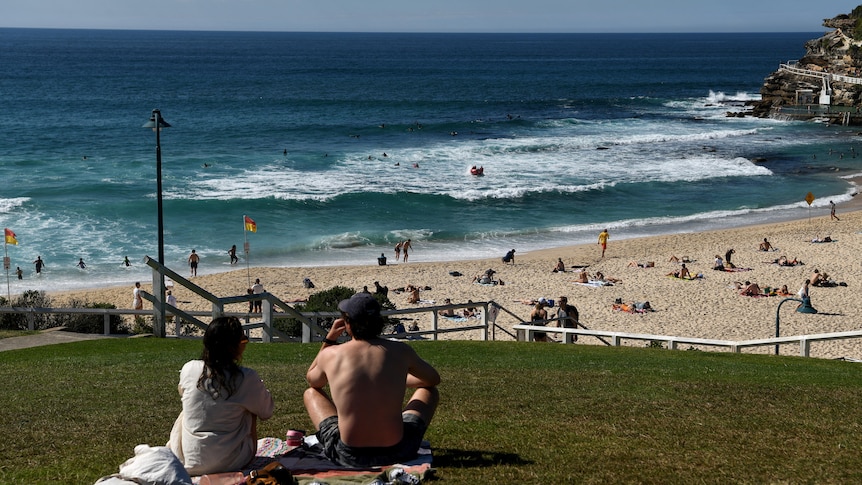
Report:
286,429,304,447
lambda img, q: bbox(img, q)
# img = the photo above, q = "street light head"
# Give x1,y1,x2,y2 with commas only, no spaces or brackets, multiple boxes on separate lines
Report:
142,109,171,131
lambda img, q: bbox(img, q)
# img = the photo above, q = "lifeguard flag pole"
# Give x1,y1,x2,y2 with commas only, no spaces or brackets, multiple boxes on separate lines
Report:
243,216,257,288
4,228,18,303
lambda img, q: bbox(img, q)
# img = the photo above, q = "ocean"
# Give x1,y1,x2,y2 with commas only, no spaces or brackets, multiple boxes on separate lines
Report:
0,29,858,294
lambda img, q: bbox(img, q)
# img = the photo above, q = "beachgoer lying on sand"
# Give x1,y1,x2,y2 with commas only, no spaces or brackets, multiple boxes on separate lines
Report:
777,284,791,296
613,300,652,313
594,271,622,284
628,260,655,268
811,235,833,243
738,281,763,296
772,255,801,267
552,258,566,273
668,255,692,263
759,238,774,251
612,302,633,313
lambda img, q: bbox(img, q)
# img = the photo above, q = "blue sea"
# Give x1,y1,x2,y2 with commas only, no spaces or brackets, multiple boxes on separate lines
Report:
0,29,859,293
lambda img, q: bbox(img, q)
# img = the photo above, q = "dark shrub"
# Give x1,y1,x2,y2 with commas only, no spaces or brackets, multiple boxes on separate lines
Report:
0,290,54,330
61,301,124,334
274,286,396,338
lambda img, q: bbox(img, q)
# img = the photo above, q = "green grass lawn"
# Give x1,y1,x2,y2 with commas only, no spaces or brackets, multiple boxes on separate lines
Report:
1,337,861,484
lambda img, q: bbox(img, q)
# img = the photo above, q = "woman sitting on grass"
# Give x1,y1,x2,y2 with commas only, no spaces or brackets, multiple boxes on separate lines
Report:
168,316,274,476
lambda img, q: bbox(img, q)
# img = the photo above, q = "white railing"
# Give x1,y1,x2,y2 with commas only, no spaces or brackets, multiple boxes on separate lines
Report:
512,324,862,358
779,62,862,86
0,299,493,343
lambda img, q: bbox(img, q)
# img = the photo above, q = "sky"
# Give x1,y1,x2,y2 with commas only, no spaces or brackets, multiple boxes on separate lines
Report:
1,1,859,33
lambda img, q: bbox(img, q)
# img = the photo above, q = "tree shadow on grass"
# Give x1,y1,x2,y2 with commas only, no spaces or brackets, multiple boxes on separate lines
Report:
432,448,531,468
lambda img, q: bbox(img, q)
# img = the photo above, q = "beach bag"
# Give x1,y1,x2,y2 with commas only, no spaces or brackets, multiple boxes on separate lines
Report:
246,461,297,485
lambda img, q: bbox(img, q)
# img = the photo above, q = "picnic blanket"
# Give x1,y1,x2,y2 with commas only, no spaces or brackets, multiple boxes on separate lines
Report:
244,436,434,485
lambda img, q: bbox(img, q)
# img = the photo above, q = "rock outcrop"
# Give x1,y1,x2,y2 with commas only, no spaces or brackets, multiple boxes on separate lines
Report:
752,6,862,118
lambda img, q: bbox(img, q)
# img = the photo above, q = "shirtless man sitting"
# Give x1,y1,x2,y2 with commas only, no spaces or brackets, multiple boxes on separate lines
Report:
759,238,773,251
576,270,590,283
810,269,828,286
552,258,566,273
738,281,762,296
304,293,440,467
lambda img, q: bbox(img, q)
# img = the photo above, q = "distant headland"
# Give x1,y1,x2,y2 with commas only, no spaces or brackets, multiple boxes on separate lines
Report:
751,5,862,125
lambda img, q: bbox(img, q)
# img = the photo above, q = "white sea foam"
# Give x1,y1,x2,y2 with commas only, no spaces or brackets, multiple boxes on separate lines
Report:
0,197,29,214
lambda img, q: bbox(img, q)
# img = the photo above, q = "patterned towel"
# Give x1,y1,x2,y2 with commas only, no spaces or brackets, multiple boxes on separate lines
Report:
243,437,434,484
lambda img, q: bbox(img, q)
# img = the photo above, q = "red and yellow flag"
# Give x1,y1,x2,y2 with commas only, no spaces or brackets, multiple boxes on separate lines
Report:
4,228,18,245
244,216,257,233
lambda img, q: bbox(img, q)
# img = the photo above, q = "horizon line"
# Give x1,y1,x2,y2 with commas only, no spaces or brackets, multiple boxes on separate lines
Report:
0,26,828,35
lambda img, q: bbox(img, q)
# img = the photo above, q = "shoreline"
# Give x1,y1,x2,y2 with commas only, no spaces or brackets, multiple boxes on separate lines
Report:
50,200,862,360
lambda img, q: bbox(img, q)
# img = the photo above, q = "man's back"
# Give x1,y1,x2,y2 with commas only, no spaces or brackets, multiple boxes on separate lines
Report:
304,292,440,466
324,339,409,446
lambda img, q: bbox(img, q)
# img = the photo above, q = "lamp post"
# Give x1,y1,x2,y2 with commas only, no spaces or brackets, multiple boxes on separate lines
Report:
143,109,170,337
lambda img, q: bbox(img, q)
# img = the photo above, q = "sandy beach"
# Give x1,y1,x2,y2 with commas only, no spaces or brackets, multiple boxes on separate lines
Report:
50,193,862,360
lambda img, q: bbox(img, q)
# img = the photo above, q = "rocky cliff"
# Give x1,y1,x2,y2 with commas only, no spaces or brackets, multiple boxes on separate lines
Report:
751,6,862,118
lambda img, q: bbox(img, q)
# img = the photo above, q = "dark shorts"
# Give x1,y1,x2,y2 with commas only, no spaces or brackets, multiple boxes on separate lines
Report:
190,262,198,269
316,413,427,468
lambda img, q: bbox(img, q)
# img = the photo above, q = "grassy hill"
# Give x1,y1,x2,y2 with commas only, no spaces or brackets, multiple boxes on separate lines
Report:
1,337,861,483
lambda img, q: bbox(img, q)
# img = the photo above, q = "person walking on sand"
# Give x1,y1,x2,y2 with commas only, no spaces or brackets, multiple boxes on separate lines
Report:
304,292,440,467
166,290,178,323
394,241,403,261
598,229,609,258
251,278,264,313
33,256,45,274
188,249,199,277
133,282,143,310
830,200,840,221
402,239,413,263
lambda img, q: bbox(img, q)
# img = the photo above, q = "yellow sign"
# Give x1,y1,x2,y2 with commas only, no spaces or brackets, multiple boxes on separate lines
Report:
805,192,815,205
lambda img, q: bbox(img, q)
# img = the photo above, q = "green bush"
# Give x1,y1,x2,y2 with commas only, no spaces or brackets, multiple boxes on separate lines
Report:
60,300,125,334
130,315,153,335
0,290,54,330
274,286,396,338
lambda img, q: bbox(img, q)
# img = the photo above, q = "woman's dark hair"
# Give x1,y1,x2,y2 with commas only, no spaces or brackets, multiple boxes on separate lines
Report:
197,316,245,400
